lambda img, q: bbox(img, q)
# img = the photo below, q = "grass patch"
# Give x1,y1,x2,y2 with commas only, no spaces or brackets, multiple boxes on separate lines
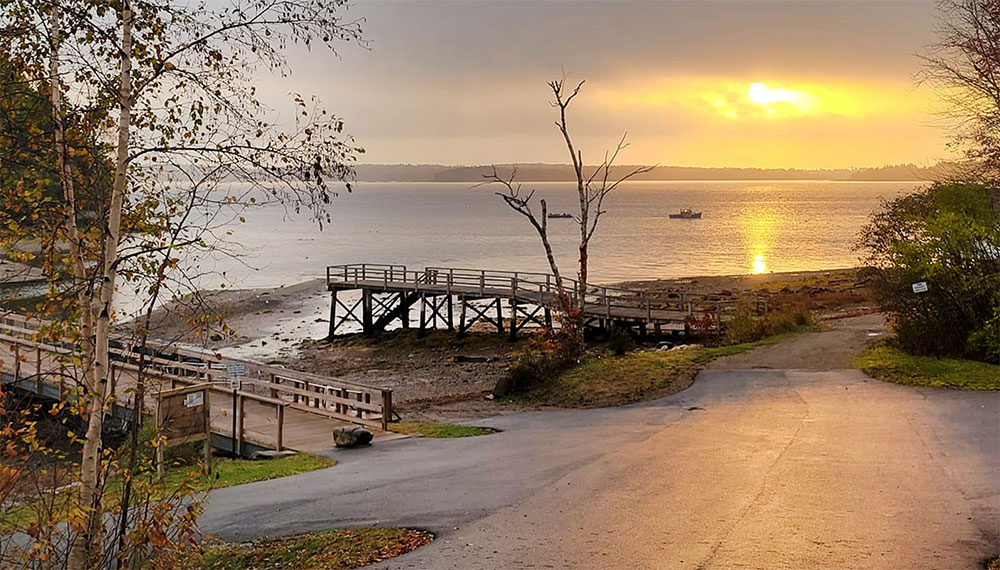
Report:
389,422,496,438
512,326,817,408
164,453,335,494
196,527,433,570
986,556,1000,570
1,453,335,530
856,343,1000,390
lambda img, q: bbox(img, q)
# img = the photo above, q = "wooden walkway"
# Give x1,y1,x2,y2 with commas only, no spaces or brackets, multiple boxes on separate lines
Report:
0,313,396,455
325,264,731,337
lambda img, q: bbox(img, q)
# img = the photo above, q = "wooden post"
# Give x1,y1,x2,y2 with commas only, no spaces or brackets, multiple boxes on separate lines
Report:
381,388,393,430
156,441,165,480
496,298,504,334
419,294,427,336
458,297,467,337
203,389,212,475
231,389,239,454
446,294,454,331
544,307,552,329
13,343,19,381
401,293,410,329
155,394,165,480
509,299,518,341
237,393,246,457
268,373,278,399
34,347,42,395
362,288,373,335
276,404,285,451
328,290,337,338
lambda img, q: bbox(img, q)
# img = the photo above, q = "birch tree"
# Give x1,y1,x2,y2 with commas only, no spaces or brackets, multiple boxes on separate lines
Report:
1,0,365,567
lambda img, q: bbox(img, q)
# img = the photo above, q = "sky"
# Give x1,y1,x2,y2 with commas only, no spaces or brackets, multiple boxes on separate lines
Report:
260,0,952,170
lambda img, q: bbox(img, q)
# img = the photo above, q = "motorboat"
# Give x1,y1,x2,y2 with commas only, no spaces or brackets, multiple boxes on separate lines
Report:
668,208,702,219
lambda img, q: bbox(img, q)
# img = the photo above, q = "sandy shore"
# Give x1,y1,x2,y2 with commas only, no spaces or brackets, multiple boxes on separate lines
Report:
144,278,333,361
0,259,45,284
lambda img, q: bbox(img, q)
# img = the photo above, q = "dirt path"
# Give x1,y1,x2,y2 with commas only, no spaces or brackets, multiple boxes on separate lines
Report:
708,313,888,370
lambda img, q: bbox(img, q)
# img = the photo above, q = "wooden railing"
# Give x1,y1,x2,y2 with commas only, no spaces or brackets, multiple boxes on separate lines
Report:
327,263,736,319
0,312,394,453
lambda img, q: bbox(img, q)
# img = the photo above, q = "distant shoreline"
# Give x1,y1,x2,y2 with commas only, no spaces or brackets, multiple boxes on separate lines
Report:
351,178,926,184
350,162,952,184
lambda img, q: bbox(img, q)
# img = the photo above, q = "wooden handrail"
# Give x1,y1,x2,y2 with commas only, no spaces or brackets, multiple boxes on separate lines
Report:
325,263,736,318
0,311,392,449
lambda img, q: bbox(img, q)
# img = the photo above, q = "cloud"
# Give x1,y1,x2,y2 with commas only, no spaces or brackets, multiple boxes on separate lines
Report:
249,0,947,168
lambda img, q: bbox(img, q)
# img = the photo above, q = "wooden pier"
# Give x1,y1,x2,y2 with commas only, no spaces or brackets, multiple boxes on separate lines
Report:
0,313,395,455
326,264,727,338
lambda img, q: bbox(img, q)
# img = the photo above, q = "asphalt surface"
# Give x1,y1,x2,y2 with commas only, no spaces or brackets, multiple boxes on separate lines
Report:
200,356,999,569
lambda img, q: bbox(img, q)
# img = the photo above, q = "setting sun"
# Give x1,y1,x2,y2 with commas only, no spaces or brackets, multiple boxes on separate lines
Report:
746,82,816,115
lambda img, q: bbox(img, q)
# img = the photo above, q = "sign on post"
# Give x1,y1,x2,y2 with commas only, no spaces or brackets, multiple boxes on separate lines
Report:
226,362,246,390
912,281,929,294
155,383,212,477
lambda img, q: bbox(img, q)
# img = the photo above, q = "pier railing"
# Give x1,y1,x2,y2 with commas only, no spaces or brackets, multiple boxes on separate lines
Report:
326,263,735,319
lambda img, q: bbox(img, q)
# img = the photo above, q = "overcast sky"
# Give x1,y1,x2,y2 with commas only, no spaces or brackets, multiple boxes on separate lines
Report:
260,0,950,169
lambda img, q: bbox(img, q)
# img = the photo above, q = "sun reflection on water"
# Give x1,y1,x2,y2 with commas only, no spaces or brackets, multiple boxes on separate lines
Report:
741,199,780,275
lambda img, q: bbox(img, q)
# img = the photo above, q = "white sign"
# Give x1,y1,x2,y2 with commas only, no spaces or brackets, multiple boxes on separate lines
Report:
226,362,246,378
912,281,929,294
183,391,204,408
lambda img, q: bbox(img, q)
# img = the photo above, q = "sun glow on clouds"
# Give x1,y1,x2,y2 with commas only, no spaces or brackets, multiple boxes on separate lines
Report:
598,77,908,121
581,77,940,168
707,81,842,120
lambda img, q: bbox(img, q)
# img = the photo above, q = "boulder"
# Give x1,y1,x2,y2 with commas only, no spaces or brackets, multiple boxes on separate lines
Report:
492,375,514,398
333,426,374,447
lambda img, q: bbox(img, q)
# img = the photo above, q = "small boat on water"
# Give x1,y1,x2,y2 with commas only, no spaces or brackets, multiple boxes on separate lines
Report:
547,212,573,219
669,208,702,219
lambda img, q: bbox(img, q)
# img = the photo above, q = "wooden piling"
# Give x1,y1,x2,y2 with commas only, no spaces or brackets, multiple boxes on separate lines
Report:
419,293,428,336
509,299,518,341
328,290,337,338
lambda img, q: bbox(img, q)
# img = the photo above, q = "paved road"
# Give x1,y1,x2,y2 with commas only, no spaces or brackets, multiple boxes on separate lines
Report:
200,360,999,569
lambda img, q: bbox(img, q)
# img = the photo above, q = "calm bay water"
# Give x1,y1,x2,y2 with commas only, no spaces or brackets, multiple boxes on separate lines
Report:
192,180,921,289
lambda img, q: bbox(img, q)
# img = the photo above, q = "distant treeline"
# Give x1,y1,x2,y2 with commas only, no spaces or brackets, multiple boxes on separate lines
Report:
352,162,959,183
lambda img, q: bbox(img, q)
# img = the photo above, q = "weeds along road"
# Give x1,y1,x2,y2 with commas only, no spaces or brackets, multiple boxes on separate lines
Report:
200,318,999,569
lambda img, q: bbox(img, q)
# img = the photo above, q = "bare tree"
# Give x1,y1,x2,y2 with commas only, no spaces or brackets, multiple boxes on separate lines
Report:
482,78,653,343
919,0,1000,179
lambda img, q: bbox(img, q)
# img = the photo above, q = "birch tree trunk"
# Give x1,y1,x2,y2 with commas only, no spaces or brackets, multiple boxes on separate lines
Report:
49,0,96,388
68,1,132,568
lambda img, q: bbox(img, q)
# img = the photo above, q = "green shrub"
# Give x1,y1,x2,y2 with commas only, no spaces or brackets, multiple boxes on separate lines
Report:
607,326,632,356
723,298,815,345
495,331,576,396
858,183,1000,360
966,315,1000,363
